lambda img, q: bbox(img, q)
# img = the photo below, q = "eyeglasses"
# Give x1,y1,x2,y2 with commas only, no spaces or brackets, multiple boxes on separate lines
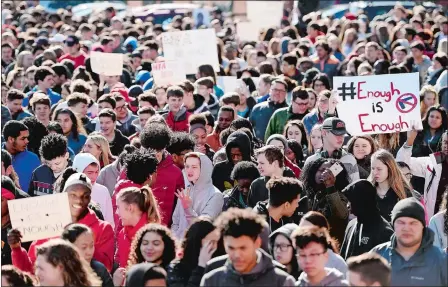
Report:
271,88,287,94
116,104,127,111
274,244,292,252
293,101,309,107
296,251,326,260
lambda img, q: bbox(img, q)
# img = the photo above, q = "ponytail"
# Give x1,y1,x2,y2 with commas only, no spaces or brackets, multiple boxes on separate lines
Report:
117,186,162,224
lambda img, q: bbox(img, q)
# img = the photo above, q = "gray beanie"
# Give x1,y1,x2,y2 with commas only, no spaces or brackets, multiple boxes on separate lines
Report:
266,134,288,149
391,197,426,227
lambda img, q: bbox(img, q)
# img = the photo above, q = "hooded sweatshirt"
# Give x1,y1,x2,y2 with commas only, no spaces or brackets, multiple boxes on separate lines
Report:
125,262,162,287
163,106,192,132
201,249,296,287
372,229,448,287
117,109,137,137
109,129,131,156
212,131,253,192
296,267,348,287
340,180,393,260
269,224,301,279
97,159,122,196
188,94,209,114
172,154,224,239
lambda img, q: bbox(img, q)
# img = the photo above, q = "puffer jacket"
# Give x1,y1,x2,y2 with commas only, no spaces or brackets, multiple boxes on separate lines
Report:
167,260,206,287
163,106,191,132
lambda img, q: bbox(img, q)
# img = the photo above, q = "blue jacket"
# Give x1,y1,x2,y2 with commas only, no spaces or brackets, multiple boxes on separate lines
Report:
2,145,41,192
12,109,33,121
23,87,62,107
28,164,56,196
249,99,288,140
67,132,87,155
302,109,321,134
371,229,448,287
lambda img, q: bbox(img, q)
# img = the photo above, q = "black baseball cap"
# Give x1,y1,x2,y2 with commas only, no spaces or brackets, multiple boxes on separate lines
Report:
322,117,347,136
33,36,50,47
64,35,80,47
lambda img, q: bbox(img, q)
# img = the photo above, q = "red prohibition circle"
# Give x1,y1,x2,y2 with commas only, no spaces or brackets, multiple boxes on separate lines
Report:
395,93,418,114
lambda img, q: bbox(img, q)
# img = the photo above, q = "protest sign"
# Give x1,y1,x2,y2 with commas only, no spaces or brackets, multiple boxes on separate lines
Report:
151,61,186,86
162,29,219,75
237,22,260,42
246,1,283,29
8,193,72,242
217,76,260,94
333,73,423,136
90,52,123,76
193,8,210,28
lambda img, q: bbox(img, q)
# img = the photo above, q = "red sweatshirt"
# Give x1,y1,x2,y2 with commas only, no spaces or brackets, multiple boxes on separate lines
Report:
163,108,191,132
115,213,148,268
112,180,143,234
12,209,114,272
285,157,301,178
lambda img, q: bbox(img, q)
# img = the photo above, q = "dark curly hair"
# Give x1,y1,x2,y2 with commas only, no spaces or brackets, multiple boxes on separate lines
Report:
140,122,172,151
1,265,35,286
21,116,48,155
167,132,195,156
300,157,350,197
39,133,68,161
230,161,260,181
125,149,159,184
127,223,176,269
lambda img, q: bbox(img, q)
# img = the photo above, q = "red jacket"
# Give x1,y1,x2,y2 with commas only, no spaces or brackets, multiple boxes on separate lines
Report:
163,108,191,132
115,213,148,268
285,157,301,178
12,209,114,272
112,179,143,234
151,152,184,226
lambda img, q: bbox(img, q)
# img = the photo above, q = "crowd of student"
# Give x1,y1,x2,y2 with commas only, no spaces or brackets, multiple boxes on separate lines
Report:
1,1,448,286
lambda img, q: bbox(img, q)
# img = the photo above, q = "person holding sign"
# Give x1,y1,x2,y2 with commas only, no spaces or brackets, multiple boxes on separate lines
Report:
9,173,114,273
411,106,447,157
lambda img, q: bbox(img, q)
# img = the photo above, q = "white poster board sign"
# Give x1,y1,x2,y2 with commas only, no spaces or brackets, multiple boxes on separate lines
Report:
90,52,123,76
246,1,283,29
151,61,187,86
237,22,260,42
333,73,423,136
162,29,219,74
8,193,72,242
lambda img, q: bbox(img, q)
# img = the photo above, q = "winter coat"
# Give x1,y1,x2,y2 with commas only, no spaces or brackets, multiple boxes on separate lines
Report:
172,154,223,239
5,146,41,192
91,260,114,287
212,131,252,192
206,94,220,119
67,132,87,155
117,110,137,137
167,260,206,287
97,159,122,196
312,56,340,82
249,99,288,140
163,107,191,132
372,229,448,286
152,152,184,227
12,209,114,272
296,268,348,286
187,94,210,114
200,249,296,287
264,106,309,141
28,164,57,196
11,109,32,121
109,129,130,156
429,211,447,250
115,213,148,268
285,158,301,178
223,186,249,211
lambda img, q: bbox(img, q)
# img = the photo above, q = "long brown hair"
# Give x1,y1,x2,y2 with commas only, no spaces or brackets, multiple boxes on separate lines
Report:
117,186,161,224
376,132,400,152
369,149,411,200
347,135,379,156
36,239,102,286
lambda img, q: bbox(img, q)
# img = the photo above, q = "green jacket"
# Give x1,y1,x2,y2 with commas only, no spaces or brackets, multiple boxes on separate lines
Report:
264,107,308,141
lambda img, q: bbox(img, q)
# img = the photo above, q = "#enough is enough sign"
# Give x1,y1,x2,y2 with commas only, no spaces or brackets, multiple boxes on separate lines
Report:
333,73,423,136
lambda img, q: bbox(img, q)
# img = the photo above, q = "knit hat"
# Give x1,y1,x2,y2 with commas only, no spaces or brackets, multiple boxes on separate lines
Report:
266,134,288,150
72,153,100,173
63,173,92,193
391,197,426,227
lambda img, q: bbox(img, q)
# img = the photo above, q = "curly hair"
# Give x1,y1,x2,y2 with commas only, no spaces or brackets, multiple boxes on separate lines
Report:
127,223,176,269
21,116,48,155
39,133,68,161
230,161,260,181
1,265,35,286
140,122,172,151
167,132,195,156
36,239,102,286
124,149,159,184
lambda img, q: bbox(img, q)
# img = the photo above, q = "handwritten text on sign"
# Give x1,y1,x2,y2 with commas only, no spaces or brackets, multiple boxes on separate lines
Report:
7,193,72,242
333,73,422,136
151,61,186,86
90,52,123,76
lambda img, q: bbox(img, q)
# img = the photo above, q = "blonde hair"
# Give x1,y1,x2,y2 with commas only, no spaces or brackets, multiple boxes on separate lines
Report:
6,68,24,88
85,133,115,166
117,186,161,224
368,149,411,200
15,51,32,70
376,132,400,152
308,124,323,154
419,85,439,118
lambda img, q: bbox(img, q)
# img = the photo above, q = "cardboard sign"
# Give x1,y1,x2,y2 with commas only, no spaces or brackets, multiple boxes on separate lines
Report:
151,61,187,86
8,193,72,242
90,51,123,76
333,73,423,136
237,22,260,42
246,1,283,29
162,29,219,74
193,8,210,28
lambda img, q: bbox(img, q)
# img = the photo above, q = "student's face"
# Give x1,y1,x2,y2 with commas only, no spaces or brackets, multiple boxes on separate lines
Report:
56,113,73,135
297,242,329,278
393,50,406,63
269,140,285,155
116,200,137,226
323,130,344,150
257,81,270,97
145,279,167,287
98,102,113,111
423,92,436,108
236,178,252,195
1,47,13,62
217,111,233,130
6,99,23,114
427,110,442,129
314,81,327,95
10,130,30,152
316,46,328,59
41,75,55,89
285,195,300,217
115,100,128,119
394,217,424,248
35,255,65,286
285,147,296,164
140,231,165,264
192,128,207,146
257,153,277,177
441,133,448,155
67,186,91,219
270,82,287,104
314,162,332,186
73,231,95,262
46,154,68,174
352,138,372,160
72,102,88,118
185,157,201,183
34,104,51,122
99,116,115,136
83,164,99,184
371,159,389,184
197,85,210,98
167,96,182,114
411,48,423,58
172,149,192,170
83,139,102,159
139,113,151,129
399,166,413,182
230,147,243,165
155,89,167,106
224,235,261,274
272,234,294,266
286,125,303,142
307,92,317,109
366,46,378,61
281,61,294,74
310,129,323,150
292,97,309,114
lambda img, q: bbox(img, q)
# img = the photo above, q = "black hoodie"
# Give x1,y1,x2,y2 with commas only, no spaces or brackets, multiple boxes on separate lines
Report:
340,180,393,260
188,94,210,114
125,263,165,287
212,131,253,192
109,129,131,156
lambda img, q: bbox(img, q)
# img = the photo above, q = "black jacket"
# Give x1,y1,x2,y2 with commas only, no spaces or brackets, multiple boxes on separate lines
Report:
223,186,249,211
212,131,252,192
28,160,72,196
109,129,130,156
247,168,296,208
91,260,114,287
167,260,205,287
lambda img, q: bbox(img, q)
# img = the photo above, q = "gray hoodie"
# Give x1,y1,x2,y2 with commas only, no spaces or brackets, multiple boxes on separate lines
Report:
201,250,296,287
171,154,224,239
296,268,348,286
